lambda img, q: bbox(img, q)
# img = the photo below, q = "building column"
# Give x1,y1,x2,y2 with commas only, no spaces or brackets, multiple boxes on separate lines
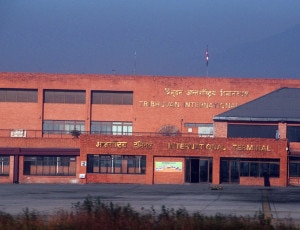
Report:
85,89,91,133
212,156,220,185
278,122,287,139
147,156,154,184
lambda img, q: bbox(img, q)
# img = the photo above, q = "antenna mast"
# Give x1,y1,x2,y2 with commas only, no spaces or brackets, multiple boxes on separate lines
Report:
206,45,209,77
133,51,137,75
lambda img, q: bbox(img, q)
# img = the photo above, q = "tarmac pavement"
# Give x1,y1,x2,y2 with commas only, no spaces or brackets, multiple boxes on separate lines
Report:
0,183,300,225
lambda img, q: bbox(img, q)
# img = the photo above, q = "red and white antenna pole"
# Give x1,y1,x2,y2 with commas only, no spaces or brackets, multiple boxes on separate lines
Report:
205,45,209,77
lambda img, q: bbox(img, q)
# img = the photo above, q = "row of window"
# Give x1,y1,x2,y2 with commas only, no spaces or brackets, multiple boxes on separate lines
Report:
0,89,133,105
43,121,215,136
228,124,300,142
91,121,132,135
43,120,86,134
240,159,280,178
43,120,133,135
2,155,147,176
24,156,76,176
87,155,146,174
0,155,300,179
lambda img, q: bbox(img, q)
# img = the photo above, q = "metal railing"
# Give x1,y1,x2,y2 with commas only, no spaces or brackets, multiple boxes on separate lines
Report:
0,129,210,138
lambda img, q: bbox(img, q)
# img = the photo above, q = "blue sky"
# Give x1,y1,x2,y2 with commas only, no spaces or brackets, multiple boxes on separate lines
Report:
1,0,300,78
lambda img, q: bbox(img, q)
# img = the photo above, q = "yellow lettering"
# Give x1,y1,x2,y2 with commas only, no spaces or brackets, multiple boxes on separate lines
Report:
232,144,271,151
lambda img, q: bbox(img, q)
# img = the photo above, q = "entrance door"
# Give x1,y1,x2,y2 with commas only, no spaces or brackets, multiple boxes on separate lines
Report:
200,159,209,182
220,159,239,184
191,159,200,183
185,158,212,183
230,160,240,183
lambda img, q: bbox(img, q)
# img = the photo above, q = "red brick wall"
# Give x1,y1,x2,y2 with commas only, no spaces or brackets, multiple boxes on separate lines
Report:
86,174,147,184
214,122,227,137
0,73,296,186
44,104,87,121
0,137,80,148
91,105,133,122
0,103,41,130
289,178,300,186
1,72,300,134
79,135,288,186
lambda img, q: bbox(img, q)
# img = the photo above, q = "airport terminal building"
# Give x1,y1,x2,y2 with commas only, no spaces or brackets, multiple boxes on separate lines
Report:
1,72,300,187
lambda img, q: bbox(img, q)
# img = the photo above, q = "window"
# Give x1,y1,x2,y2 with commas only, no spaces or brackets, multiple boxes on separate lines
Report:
289,158,300,177
250,162,259,177
44,90,85,104
91,91,133,105
287,126,300,142
24,156,76,176
228,124,278,138
240,162,249,177
0,156,9,176
43,120,85,134
239,158,280,178
87,155,146,174
91,121,132,135
0,89,38,102
184,123,213,137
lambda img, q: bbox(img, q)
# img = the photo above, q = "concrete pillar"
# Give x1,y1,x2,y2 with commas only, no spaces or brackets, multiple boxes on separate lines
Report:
278,122,287,139
212,156,220,185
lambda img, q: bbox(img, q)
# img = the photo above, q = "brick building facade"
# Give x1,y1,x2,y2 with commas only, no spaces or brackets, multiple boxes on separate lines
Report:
0,72,299,186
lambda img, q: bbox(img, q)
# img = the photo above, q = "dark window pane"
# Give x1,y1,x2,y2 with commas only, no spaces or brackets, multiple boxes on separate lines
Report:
65,93,75,103
91,92,100,104
260,163,269,177
123,93,133,104
87,155,94,173
6,90,17,102
44,90,85,104
240,162,249,176
0,89,38,103
269,163,280,177
17,90,28,102
28,91,38,102
287,126,300,142
250,163,259,177
228,124,278,138
91,91,133,105
102,93,112,104
289,163,298,177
